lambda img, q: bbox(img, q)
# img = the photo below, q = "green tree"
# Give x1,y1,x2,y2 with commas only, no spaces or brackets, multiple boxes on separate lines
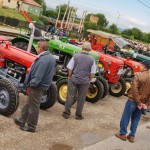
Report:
131,27,143,40
109,24,119,34
56,4,76,20
45,9,57,19
141,33,148,43
84,13,108,30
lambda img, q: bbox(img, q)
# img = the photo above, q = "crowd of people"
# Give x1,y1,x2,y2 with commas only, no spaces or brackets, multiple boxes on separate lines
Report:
12,29,150,144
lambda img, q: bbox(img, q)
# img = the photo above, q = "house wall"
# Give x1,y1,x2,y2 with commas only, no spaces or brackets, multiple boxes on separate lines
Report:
21,3,43,16
0,0,3,8
2,0,19,9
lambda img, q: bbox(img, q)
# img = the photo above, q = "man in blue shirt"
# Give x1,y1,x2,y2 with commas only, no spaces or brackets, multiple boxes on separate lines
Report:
14,41,56,132
62,42,96,120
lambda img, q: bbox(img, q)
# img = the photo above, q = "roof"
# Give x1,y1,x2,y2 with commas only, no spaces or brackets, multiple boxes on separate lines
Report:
87,29,117,39
21,0,42,8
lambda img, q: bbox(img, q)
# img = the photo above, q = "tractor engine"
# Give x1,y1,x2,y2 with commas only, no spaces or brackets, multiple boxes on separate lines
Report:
5,59,26,83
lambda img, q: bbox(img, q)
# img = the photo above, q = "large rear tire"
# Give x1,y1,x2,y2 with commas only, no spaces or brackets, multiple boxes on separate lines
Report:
109,77,126,97
97,76,109,98
0,78,19,116
86,79,104,103
40,82,57,110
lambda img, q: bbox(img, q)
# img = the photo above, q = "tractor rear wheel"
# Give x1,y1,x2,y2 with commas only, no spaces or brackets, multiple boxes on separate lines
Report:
57,79,77,105
13,42,37,54
86,79,104,103
109,77,126,97
97,76,109,98
0,78,19,116
40,82,57,110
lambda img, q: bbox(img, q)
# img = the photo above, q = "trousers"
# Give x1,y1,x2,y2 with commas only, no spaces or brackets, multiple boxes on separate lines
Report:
120,99,142,136
19,87,44,129
64,78,89,116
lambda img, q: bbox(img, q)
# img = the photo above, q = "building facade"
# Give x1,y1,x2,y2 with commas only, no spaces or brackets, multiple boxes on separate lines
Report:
0,0,43,16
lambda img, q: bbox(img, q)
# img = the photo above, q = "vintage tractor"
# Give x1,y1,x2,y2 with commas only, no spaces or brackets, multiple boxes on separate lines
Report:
87,29,142,93
0,36,57,116
11,31,106,105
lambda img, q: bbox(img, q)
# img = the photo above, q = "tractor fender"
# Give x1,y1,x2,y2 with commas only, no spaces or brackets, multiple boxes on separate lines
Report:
11,37,29,44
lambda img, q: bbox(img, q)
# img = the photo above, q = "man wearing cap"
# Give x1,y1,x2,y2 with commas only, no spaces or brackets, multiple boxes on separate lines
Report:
115,60,150,143
62,42,96,120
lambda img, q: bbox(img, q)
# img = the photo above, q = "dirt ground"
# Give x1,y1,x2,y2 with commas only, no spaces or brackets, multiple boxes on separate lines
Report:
0,94,150,150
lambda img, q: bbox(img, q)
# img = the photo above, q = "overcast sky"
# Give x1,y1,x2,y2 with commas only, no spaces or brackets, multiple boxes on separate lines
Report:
45,0,150,33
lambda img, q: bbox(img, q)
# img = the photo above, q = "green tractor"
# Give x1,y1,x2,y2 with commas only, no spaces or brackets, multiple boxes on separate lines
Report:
11,34,107,105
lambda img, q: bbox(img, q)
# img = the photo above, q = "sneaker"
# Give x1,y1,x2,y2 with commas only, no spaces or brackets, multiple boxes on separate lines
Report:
75,115,84,120
115,133,126,141
127,135,134,143
62,113,69,119
14,118,25,127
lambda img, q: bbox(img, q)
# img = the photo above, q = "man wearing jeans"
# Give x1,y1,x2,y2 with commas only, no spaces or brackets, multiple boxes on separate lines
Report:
115,60,150,143
62,42,96,120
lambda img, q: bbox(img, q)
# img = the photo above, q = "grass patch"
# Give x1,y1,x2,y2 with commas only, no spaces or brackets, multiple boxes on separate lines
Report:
0,8,26,21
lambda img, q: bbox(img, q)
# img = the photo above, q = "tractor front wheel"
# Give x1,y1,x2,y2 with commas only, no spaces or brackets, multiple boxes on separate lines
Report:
109,78,126,97
124,78,132,96
0,78,19,116
86,79,104,103
57,79,77,105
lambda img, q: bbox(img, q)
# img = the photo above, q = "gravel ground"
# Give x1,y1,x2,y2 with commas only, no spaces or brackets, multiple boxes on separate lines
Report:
0,94,150,150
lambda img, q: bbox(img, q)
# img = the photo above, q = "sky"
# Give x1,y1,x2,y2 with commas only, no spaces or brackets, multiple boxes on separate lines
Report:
45,0,150,33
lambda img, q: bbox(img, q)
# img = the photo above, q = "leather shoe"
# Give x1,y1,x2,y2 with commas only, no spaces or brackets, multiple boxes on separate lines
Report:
127,135,134,143
14,118,25,127
146,126,150,129
62,113,69,119
115,133,126,141
75,115,84,120
20,126,35,133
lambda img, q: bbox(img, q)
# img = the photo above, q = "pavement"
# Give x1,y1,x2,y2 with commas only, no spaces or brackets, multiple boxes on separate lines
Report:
81,121,150,150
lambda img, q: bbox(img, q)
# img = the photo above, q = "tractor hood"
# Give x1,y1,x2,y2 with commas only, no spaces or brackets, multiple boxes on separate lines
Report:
48,39,99,62
124,50,150,62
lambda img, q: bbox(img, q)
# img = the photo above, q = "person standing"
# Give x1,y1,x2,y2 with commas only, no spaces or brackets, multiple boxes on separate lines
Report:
14,41,56,132
62,42,96,120
115,60,150,142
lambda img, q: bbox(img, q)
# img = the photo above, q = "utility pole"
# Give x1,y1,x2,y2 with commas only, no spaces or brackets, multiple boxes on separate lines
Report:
55,4,61,28
66,8,74,30
61,0,70,29
78,10,85,33
79,10,87,33
116,11,120,27
65,7,72,28
70,8,78,30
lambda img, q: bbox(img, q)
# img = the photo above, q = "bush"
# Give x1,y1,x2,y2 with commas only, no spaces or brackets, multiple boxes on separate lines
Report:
39,15,50,25
4,17,19,27
0,16,5,23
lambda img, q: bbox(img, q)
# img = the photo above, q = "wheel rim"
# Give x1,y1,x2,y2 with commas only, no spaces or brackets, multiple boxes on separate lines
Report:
110,82,122,93
59,84,67,102
125,82,131,94
86,84,98,99
0,88,9,109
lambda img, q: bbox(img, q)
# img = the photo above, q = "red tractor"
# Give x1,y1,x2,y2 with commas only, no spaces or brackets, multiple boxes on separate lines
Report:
0,36,57,116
